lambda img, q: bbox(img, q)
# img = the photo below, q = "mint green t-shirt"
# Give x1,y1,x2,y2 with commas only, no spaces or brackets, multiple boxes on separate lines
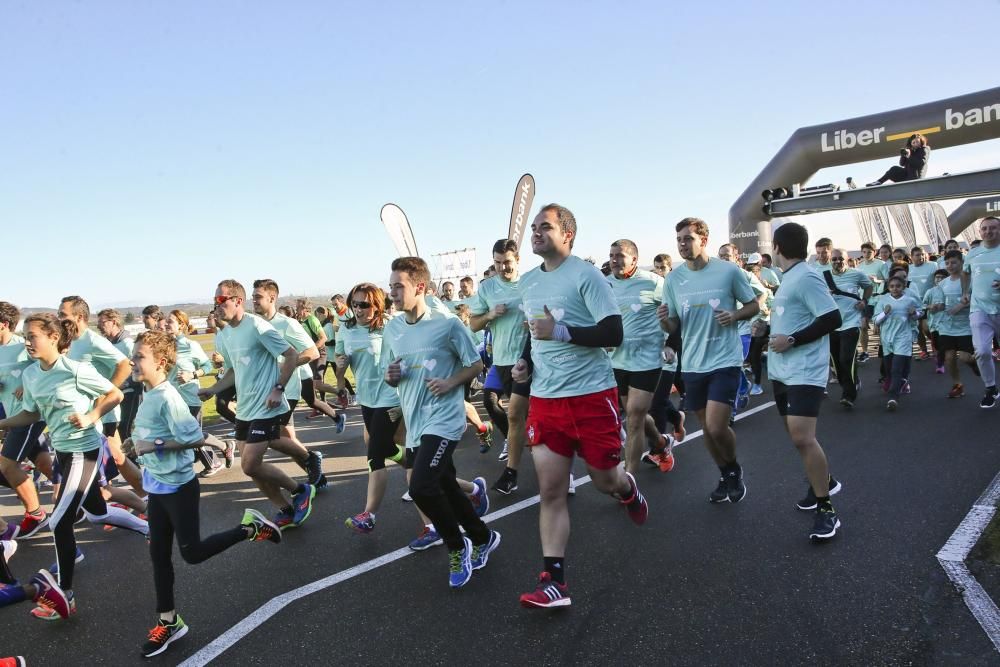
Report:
134,381,201,488
168,334,213,408
466,276,528,366
963,245,1000,315
266,313,314,401
0,335,33,416
759,266,782,290
907,262,937,299
664,258,756,374
737,269,767,337
20,356,115,452
767,264,839,387
933,276,972,337
858,258,886,303
875,293,921,356
322,322,337,358
606,269,664,372
68,329,127,425
519,255,618,399
922,286,943,333
829,268,872,331
335,322,400,409
112,334,134,363
382,308,479,448
215,313,292,421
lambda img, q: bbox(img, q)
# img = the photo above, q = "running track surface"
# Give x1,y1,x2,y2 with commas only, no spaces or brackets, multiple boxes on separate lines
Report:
2,358,999,666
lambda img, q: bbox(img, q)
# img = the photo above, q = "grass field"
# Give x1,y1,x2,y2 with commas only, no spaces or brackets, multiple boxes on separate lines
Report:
190,333,353,425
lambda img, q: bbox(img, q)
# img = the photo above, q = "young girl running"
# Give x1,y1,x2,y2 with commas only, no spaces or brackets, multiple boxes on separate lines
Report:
874,276,923,411
129,330,281,657
0,314,144,620
164,309,232,473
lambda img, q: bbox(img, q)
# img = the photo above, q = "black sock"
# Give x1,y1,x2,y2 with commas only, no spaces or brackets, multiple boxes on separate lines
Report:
281,505,293,515
722,461,740,475
506,467,517,478
816,495,832,510
544,557,565,585
294,484,306,495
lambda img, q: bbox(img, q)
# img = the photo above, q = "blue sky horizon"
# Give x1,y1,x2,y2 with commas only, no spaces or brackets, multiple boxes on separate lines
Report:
3,1,998,308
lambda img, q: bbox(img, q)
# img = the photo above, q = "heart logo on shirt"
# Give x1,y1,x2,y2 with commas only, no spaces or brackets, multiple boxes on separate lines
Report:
775,306,785,316
10,369,21,378
423,359,437,372
517,304,525,312
550,308,566,321
630,303,642,313
708,298,721,310
239,356,251,366
134,427,150,440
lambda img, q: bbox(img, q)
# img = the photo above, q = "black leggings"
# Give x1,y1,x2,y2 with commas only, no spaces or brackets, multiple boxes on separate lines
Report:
748,331,769,385
830,327,860,401
409,434,489,551
878,166,913,184
118,381,143,439
148,477,245,612
215,386,237,424
50,448,141,589
649,369,682,435
483,389,508,437
361,406,400,471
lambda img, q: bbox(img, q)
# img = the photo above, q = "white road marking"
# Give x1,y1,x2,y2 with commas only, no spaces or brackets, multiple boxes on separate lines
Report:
937,470,1000,653
180,401,776,666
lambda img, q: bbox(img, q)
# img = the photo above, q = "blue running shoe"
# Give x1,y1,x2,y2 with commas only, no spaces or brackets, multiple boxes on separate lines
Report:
408,526,442,551
448,537,473,588
335,413,347,434
274,507,295,531
292,484,316,526
470,477,490,517
470,530,501,571
48,547,84,575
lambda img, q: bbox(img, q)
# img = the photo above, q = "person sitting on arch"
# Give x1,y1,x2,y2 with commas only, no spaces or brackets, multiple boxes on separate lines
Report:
867,133,930,187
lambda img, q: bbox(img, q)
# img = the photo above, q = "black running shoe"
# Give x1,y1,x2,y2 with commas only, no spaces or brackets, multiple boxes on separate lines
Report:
492,468,518,496
796,476,842,511
142,615,189,657
709,476,729,503
725,466,746,503
809,507,841,541
306,451,325,486
981,387,999,409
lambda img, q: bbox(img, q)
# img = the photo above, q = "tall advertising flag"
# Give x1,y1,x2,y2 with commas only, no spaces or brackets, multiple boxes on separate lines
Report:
888,205,917,250
931,204,952,246
871,207,893,247
380,203,418,257
507,174,536,253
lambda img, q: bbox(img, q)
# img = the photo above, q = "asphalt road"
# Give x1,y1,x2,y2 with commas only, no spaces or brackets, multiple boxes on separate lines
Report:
2,357,999,666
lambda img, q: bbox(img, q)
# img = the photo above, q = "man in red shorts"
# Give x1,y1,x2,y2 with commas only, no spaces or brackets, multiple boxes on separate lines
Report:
513,204,648,609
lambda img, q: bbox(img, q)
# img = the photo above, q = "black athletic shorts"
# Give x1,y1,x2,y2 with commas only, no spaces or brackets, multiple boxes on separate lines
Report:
772,381,825,418
102,422,119,438
1,421,49,462
613,368,661,394
936,334,975,354
278,399,300,426
492,364,531,398
235,417,282,444
682,367,741,412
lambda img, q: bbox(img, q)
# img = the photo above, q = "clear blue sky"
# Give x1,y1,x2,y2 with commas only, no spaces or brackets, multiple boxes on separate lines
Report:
2,1,997,308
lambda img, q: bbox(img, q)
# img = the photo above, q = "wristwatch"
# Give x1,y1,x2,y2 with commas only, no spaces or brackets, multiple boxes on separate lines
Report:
274,383,285,392
786,336,796,347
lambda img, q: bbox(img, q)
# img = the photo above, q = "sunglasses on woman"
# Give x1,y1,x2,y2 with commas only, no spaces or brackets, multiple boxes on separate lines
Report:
351,301,372,310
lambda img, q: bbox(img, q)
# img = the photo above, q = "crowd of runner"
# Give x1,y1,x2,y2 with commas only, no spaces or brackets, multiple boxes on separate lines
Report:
0,208,998,660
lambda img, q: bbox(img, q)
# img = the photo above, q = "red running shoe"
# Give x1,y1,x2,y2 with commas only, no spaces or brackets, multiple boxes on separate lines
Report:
519,571,571,609
620,472,648,525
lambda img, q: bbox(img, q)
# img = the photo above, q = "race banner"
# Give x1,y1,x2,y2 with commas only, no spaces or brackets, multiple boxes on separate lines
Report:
380,203,419,257
851,209,873,246
888,204,917,250
870,207,893,247
433,248,478,283
507,173,535,253
914,202,940,248
930,203,952,245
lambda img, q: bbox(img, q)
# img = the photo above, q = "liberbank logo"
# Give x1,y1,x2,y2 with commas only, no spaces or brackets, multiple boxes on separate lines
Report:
820,101,1000,152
